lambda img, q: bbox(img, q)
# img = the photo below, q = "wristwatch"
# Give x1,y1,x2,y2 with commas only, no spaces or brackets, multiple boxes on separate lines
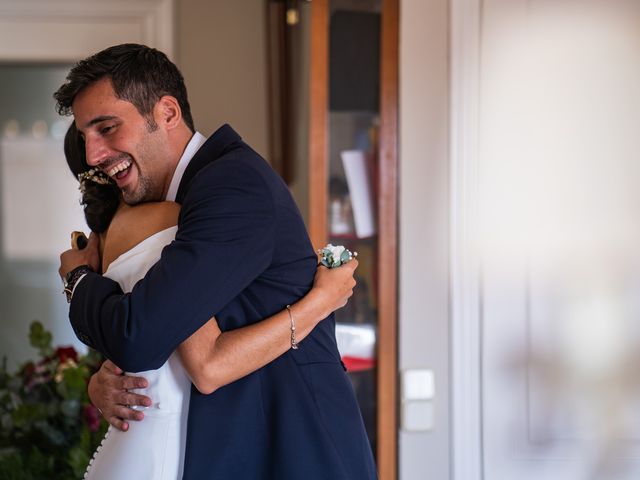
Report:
63,265,93,303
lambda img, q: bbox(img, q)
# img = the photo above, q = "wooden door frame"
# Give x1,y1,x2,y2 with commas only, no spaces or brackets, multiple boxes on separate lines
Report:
309,0,329,250
308,1,399,478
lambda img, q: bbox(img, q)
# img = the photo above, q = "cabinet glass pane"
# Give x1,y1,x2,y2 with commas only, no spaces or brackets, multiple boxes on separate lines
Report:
328,0,381,454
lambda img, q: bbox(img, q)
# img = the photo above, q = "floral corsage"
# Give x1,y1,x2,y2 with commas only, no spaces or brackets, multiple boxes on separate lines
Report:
318,243,357,268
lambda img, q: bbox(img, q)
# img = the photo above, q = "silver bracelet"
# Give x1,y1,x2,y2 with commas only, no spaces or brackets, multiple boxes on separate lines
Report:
285,305,298,350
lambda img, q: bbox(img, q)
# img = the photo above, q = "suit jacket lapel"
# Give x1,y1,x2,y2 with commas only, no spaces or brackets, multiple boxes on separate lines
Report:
175,124,242,203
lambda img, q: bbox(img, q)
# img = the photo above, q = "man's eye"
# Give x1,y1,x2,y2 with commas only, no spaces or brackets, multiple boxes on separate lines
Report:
100,125,114,135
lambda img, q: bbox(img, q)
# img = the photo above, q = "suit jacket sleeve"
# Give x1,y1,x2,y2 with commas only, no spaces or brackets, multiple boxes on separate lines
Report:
69,157,275,372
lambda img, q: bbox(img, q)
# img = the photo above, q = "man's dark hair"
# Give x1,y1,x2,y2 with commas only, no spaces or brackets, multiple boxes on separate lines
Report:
54,43,195,132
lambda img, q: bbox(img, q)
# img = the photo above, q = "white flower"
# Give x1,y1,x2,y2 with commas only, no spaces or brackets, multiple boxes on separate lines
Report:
318,243,356,268
326,244,345,258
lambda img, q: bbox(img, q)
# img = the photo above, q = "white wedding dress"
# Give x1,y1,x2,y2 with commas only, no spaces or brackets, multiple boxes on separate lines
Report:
84,226,192,480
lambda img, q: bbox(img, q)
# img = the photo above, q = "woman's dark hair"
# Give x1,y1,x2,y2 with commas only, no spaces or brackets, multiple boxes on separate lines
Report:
54,43,194,133
64,123,120,233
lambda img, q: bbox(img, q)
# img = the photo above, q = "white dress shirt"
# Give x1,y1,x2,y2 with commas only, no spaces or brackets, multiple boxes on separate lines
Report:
165,131,207,201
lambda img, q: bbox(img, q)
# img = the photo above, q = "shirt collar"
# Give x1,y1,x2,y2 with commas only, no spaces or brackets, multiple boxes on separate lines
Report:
165,131,207,201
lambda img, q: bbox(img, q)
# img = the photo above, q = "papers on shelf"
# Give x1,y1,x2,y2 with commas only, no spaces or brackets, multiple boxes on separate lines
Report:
0,137,86,260
341,150,376,238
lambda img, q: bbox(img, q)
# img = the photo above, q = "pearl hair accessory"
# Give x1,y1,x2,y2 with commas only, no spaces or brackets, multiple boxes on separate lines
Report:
77,168,114,193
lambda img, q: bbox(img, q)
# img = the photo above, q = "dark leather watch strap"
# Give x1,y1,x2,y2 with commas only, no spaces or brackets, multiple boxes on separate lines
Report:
63,265,93,303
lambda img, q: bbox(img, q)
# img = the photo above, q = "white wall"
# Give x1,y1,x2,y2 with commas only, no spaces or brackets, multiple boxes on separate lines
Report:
399,0,451,478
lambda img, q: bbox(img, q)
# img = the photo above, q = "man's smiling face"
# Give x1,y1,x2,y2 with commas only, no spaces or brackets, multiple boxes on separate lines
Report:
72,77,173,205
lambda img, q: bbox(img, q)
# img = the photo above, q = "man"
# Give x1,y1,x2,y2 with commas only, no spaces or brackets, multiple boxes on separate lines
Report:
56,44,376,479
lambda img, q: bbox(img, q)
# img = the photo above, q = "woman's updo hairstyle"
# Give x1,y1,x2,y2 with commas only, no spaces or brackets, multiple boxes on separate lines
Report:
64,123,121,233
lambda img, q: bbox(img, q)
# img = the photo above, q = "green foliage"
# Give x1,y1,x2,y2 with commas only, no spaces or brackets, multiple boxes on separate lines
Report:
28,322,53,359
0,321,107,479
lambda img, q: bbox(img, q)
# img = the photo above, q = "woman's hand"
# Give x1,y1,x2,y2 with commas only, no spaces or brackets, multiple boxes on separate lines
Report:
310,259,358,317
59,231,101,280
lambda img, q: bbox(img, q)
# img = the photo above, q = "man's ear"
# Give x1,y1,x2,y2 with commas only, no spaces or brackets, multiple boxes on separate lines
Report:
154,96,182,130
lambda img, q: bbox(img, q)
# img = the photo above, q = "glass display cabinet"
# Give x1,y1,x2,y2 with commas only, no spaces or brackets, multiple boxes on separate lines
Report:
307,0,398,477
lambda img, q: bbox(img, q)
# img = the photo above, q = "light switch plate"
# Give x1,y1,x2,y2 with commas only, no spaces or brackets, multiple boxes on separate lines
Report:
402,369,435,400
401,400,434,431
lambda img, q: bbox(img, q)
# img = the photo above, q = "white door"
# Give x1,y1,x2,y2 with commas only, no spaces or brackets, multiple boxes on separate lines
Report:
453,1,640,479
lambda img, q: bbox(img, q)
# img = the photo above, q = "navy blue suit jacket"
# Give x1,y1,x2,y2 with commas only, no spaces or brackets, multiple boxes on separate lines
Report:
70,125,377,479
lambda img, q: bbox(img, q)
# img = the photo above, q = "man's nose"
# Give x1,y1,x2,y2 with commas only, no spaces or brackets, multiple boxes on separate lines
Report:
85,137,110,167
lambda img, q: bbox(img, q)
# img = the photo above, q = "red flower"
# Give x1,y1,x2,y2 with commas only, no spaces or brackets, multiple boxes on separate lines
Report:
55,346,78,364
21,361,35,377
83,404,102,432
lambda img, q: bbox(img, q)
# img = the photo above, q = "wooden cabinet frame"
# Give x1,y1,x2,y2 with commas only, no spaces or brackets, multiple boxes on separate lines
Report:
308,1,398,478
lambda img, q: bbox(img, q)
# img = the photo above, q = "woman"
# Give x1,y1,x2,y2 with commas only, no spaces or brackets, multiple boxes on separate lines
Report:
63,125,357,479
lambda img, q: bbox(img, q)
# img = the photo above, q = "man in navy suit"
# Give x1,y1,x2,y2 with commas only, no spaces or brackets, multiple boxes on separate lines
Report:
56,44,376,479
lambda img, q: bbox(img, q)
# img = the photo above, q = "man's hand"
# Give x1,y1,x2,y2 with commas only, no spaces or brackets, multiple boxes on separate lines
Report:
59,232,101,279
88,360,152,431
311,259,358,317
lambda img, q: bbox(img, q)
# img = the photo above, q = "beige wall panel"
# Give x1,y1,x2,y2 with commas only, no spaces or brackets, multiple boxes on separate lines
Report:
176,0,270,157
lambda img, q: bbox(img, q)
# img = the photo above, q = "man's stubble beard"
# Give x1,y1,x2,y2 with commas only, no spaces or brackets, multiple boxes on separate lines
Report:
122,125,167,205
121,172,155,205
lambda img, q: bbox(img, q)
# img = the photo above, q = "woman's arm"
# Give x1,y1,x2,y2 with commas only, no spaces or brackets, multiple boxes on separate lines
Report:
177,261,357,395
